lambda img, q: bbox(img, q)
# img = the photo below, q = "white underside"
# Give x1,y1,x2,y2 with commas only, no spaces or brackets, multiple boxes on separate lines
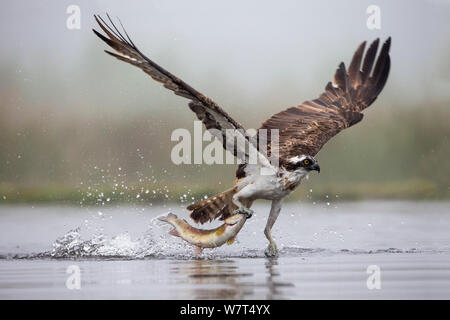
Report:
235,164,308,202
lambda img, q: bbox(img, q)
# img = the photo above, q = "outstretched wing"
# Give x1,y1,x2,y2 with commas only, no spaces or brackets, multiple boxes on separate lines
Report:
93,14,271,167
260,38,391,167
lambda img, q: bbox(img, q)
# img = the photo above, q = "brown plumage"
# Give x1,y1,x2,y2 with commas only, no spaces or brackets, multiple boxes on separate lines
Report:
93,14,391,227
187,187,238,224
236,37,391,177
92,14,259,164
259,38,391,167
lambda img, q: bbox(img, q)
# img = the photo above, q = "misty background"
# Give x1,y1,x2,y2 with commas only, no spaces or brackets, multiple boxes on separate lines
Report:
0,0,449,204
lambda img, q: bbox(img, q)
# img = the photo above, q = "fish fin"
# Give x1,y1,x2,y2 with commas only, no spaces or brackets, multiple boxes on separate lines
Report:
158,212,178,222
168,228,180,237
215,225,226,236
194,246,203,256
227,237,235,245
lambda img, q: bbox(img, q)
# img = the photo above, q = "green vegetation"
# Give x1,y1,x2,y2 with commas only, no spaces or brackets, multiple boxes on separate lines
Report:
0,52,449,205
0,178,445,206
1,101,449,204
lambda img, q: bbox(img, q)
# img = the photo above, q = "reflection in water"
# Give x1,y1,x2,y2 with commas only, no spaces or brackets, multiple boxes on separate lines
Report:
265,258,287,299
170,259,250,299
170,258,294,299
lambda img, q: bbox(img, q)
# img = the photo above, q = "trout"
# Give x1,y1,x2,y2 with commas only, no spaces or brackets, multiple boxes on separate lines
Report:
158,212,251,255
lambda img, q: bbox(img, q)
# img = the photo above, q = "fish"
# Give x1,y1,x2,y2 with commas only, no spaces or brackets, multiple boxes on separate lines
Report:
158,212,251,255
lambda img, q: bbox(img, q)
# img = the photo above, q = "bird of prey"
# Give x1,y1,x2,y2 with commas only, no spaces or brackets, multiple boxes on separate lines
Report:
93,15,391,257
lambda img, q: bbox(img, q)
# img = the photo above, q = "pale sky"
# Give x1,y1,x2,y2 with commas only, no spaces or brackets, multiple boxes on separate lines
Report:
1,0,449,119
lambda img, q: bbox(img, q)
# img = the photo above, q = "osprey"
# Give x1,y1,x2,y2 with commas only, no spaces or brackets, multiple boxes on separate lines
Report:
93,15,391,257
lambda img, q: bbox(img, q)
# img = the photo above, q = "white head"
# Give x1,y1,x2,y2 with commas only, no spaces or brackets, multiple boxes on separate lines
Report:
284,155,320,173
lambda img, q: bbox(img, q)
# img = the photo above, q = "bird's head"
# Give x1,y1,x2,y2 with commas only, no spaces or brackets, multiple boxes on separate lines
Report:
285,155,320,173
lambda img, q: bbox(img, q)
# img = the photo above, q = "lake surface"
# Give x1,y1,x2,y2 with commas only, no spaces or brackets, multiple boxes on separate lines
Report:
0,201,449,299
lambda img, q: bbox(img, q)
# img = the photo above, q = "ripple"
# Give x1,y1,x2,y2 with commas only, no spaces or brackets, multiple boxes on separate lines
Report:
0,215,447,261
0,245,445,261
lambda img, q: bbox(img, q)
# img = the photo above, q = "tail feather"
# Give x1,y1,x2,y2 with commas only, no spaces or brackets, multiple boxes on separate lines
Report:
188,188,237,224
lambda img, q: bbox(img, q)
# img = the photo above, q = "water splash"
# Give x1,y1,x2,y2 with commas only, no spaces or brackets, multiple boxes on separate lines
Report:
2,230,437,261
2,202,447,260
42,217,197,260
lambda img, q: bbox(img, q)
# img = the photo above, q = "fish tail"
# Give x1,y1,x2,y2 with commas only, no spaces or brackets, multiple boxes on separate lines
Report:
158,212,178,223
188,187,238,224
158,213,181,238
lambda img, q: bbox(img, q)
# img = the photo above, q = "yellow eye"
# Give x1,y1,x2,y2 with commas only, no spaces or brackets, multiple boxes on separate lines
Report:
303,160,309,165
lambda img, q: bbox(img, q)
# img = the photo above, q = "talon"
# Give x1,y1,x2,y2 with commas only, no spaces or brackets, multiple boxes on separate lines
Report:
233,207,253,218
264,242,279,258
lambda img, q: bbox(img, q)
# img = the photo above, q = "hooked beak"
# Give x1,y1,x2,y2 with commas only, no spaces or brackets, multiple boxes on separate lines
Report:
310,163,320,173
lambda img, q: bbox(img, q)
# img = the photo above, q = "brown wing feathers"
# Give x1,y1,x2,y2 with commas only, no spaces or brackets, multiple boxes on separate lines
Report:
94,16,391,221
93,15,203,104
260,37,391,164
93,14,254,161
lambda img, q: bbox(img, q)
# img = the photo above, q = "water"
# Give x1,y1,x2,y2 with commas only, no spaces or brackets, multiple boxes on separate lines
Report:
0,201,449,299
